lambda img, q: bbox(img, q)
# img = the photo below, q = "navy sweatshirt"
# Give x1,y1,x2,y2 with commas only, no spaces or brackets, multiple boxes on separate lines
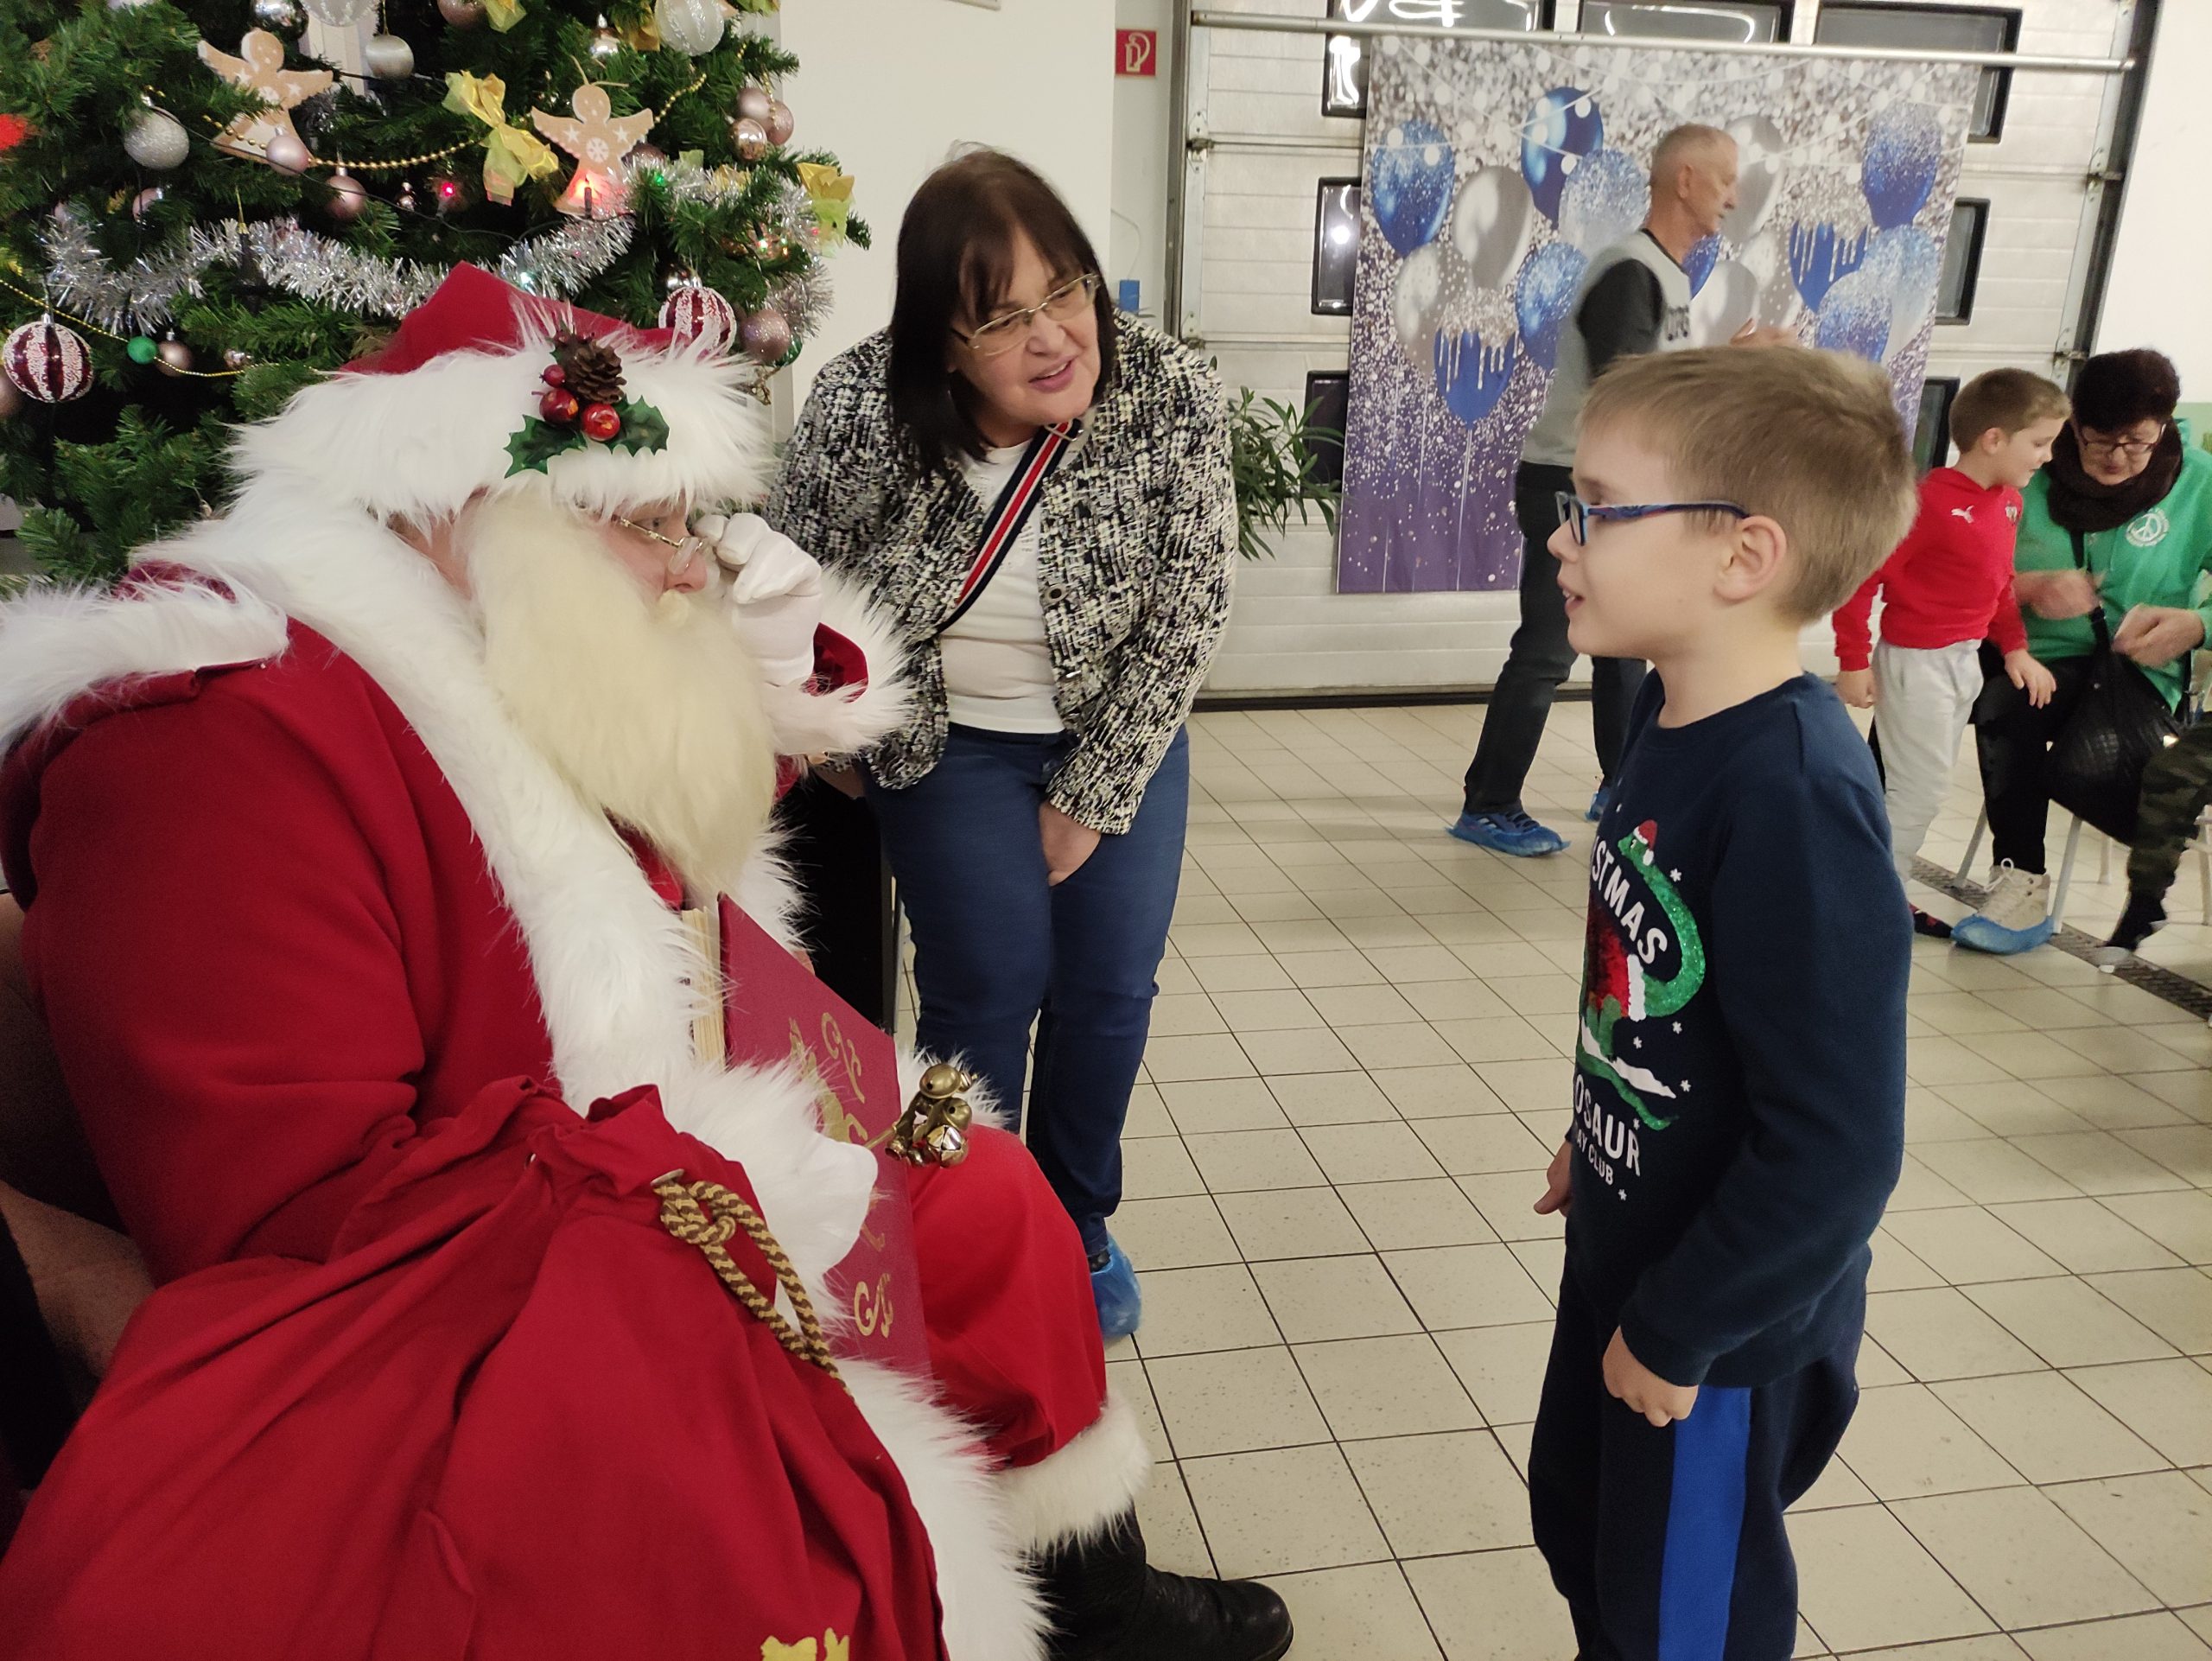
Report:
1565,673,1909,1389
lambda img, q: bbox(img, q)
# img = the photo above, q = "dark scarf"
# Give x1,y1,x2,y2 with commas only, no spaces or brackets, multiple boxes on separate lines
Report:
2044,422,2185,534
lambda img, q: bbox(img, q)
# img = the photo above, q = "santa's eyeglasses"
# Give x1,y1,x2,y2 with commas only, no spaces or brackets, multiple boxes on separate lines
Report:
610,514,709,578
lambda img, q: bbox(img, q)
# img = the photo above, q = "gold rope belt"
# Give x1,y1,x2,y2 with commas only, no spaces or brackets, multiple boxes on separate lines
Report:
652,1172,845,1391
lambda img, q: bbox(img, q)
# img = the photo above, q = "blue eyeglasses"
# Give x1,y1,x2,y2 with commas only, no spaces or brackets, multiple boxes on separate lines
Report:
1554,491,1751,546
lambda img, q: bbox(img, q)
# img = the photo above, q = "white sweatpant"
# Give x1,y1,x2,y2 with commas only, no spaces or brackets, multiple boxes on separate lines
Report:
1872,638,1984,881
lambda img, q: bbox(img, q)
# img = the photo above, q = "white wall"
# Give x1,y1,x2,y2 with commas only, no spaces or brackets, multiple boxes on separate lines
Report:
2098,0,2212,391
778,0,1118,400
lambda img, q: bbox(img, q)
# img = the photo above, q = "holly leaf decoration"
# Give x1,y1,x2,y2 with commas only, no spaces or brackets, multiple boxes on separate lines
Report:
609,398,669,455
505,416,586,476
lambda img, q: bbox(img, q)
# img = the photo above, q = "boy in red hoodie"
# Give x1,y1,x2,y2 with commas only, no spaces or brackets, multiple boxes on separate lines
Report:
1834,368,2069,934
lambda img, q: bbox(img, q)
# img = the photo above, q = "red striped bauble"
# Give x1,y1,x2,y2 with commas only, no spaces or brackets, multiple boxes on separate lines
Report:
658,283,738,352
3,315,94,404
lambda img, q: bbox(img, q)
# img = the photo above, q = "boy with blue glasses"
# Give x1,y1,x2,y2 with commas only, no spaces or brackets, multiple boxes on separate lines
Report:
1526,346,1916,1660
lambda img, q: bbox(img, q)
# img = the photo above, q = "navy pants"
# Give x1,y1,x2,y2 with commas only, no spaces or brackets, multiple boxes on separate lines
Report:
1529,1270,1860,1661
868,726,1189,1258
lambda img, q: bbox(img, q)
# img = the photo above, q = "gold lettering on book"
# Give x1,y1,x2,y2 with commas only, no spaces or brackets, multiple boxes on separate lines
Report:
851,1272,893,1338
788,1014,889,1151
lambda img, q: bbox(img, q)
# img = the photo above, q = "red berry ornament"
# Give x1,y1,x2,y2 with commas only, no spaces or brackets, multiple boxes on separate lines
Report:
580,402,621,442
539,386,581,424
542,363,567,387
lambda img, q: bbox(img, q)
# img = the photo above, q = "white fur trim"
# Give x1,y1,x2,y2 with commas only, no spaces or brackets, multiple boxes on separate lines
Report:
0,493,1049,1658
845,1362,1046,1661
992,1387,1151,1553
231,329,772,528
757,564,913,760
0,580,288,754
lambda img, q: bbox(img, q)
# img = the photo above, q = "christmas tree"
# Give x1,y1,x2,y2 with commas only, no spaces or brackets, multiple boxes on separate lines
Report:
0,0,864,585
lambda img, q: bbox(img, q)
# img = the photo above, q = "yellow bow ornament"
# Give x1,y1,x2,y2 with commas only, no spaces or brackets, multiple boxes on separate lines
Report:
444,72,560,206
797,162,855,244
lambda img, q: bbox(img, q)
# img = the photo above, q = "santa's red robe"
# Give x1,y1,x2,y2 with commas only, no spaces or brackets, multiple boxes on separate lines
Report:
0,493,1147,1659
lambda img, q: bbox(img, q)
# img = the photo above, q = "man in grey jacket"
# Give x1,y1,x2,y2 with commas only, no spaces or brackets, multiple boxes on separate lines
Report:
1452,124,1743,856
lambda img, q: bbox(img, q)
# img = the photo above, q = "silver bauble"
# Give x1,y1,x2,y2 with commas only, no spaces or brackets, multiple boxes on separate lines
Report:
264,130,313,175
765,99,795,148
654,0,724,56
156,337,194,377
731,116,768,162
253,0,304,29
124,108,190,171
222,348,254,371
363,33,416,79
736,86,772,124
325,167,368,220
436,0,486,28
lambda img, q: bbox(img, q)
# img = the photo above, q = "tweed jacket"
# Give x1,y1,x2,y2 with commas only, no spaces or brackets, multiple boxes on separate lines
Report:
766,315,1236,836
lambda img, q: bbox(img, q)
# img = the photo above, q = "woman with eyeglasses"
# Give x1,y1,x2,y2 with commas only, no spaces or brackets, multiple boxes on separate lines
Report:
767,150,1238,1343
1955,347,2212,954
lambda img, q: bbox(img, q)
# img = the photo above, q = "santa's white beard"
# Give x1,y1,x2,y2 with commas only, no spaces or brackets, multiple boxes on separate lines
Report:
464,492,779,899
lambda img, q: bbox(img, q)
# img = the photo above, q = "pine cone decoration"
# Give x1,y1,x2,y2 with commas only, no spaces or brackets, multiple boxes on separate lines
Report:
552,331,626,405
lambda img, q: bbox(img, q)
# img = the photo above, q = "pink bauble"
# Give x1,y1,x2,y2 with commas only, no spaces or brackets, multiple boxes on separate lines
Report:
3,315,94,403
156,338,194,377
658,283,738,351
325,168,368,221
739,305,792,366
264,130,312,175
130,185,166,221
735,86,772,124
436,0,486,25
765,99,795,147
730,116,768,162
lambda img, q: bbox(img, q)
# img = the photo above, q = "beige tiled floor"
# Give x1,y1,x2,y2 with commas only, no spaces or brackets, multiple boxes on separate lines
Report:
906,699,2212,1659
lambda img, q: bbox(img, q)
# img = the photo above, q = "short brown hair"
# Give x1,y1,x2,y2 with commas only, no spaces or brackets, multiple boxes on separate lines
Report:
887,149,1117,470
1948,367,2069,449
1580,347,1918,621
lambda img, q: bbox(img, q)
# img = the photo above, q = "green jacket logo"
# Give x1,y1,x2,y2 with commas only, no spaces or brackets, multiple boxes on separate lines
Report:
2126,507,2170,548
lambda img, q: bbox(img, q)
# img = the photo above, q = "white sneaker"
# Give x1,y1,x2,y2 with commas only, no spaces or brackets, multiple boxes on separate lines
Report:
1953,862,2055,955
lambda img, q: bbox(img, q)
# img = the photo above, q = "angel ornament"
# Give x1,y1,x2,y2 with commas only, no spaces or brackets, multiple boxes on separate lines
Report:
531,83,655,219
196,29,333,162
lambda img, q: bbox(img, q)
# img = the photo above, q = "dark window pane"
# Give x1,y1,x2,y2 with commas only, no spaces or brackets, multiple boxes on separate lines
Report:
1581,2,1787,43
1304,372,1349,487
1938,200,1987,322
1915,376,1960,472
1324,0,1548,118
1815,5,2018,139
1313,181,1362,315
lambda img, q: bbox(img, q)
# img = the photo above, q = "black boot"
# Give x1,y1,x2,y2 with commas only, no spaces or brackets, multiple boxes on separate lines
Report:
2107,893,2167,954
1036,1509,1294,1661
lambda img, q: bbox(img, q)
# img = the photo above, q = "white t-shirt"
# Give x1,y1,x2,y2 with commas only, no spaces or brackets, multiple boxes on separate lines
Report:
940,442,1065,734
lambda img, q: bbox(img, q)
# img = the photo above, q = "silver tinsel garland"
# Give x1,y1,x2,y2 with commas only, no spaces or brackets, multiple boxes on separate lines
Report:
35,170,828,343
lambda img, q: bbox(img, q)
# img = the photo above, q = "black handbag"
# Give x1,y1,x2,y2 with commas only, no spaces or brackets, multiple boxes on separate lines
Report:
2043,529,2183,844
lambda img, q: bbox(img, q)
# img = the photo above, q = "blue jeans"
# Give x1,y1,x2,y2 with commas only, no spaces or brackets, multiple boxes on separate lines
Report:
868,726,1189,1258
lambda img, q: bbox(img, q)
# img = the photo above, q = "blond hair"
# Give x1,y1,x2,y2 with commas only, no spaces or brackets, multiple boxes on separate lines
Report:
1650,124,1734,190
1580,347,1918,621
1948,366,2069,449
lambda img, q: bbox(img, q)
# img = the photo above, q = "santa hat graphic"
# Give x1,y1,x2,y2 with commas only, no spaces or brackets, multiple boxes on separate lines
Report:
229,264,770,525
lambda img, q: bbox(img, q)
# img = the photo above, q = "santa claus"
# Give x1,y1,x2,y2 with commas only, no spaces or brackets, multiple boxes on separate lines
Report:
0,267,1291,1661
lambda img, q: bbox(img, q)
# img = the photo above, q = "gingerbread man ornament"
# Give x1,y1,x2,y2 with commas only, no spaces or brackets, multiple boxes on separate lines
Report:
197,29,334,161
531,83,655,219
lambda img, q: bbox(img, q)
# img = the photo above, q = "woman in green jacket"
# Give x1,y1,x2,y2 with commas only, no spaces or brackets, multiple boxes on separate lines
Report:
1956,348,2212,954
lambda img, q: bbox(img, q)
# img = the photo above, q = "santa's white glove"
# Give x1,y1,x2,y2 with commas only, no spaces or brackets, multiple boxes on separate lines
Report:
695,512,824,687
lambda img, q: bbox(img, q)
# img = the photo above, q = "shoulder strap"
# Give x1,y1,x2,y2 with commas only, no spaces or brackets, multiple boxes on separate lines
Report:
934,420,1079,638
2068,527,2111,651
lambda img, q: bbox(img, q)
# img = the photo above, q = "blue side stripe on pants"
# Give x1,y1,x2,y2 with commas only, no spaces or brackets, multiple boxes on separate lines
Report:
1656,1384,1753,1661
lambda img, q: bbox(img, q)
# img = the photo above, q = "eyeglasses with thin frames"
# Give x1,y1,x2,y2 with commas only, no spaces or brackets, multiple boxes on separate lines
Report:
958,272,1102,359
611,513,709,579
1554,491,1751,546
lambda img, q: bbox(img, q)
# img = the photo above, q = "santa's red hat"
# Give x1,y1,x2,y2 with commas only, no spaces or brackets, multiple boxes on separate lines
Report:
231,264,769,524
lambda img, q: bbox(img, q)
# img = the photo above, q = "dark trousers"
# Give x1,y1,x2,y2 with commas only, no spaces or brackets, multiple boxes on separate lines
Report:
1969,650,2097,875
1529,1271,1860,1661
1463,461,1647,815
867,726,1189,1259
2126,717,2212,905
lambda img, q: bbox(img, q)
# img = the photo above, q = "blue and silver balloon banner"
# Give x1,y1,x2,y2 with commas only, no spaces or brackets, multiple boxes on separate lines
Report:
1339,35,1976,595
